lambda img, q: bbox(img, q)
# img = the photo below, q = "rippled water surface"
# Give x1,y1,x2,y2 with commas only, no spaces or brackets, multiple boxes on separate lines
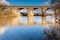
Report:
0,17,51,40
0,26,48,40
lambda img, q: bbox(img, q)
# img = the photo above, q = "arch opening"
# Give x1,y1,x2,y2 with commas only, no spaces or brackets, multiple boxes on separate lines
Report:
34,8,42,16
2,8,9,15
17,8,28,24
33,8,42,24
46,8,55,14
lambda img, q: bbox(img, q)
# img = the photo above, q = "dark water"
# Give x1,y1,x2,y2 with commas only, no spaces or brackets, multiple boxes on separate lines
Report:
0,26,47,40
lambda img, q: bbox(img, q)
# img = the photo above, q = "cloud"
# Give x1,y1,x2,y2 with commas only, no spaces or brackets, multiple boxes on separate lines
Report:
0,0,10,6
43,0,51,6
43,0,60,6
0,27,8,35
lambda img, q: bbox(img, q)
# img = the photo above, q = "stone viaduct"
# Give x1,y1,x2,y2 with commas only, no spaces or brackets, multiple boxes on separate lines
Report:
0,6,60,26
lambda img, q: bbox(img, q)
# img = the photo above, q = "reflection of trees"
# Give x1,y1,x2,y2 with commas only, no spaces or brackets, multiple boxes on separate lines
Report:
20,13,42,16
20,13,27,16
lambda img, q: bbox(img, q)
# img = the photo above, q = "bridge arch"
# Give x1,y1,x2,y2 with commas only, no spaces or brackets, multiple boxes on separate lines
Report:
2,8,9,16
46,8,55,14
17,8,28,24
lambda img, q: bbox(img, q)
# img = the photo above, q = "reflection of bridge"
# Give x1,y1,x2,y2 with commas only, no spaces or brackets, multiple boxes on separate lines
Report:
0,6,60,25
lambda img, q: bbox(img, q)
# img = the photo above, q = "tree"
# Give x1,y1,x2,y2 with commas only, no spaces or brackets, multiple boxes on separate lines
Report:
51,0,60,6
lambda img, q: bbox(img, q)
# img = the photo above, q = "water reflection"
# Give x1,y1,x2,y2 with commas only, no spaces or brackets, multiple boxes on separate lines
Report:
0,26,48,40
0,17,20,26
0,16,57,40
0,27,8,35
34,16,42,24
0,16,55,26
0,17,20,35
20,16,27,24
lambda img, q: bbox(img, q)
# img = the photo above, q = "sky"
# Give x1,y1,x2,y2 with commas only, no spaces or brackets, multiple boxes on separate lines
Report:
0,0,50,6
7,0,46,6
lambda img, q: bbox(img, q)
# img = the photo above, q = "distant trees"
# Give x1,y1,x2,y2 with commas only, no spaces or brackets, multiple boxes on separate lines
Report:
44,0,60,6
51,0,60,6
